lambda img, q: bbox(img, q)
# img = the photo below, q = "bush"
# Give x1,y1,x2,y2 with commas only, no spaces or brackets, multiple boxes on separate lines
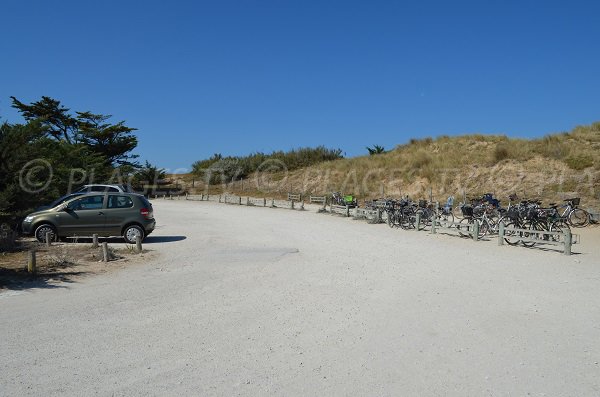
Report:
493,144,510,163
565,154,594,170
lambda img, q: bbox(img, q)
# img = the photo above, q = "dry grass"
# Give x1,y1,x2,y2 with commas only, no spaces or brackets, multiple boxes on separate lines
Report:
176,122,600,208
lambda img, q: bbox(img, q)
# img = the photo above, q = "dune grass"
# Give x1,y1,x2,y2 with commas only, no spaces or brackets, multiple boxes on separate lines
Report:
178,122,600,207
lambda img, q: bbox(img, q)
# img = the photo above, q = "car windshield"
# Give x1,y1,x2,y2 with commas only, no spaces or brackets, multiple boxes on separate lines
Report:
49,193,83,208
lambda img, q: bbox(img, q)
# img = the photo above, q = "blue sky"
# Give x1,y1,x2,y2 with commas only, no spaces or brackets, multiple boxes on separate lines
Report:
2,0,599,171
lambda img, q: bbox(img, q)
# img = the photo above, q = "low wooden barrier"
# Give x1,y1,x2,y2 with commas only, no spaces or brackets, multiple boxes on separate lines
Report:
330,204,350,217
271,199,304,210
222,194,242,205
353,207,383,223
185,194,207,201
246,197,267,207
430,216,480,241
310,196,327,211
497,222,578,255
288,193,302,201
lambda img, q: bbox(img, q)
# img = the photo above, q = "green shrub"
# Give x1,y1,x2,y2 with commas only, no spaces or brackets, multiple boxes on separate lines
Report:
493,144,510,163
565,154,594,170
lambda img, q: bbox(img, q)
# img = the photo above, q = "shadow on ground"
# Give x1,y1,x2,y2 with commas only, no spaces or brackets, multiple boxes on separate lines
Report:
0,267,85,291
61,235,187,244
143,236,186,243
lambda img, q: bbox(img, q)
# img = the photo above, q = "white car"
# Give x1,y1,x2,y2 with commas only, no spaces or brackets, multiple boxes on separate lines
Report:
74,184,135,193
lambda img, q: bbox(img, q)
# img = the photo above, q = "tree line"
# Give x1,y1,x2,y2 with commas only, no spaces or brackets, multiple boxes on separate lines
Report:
0,96,160,222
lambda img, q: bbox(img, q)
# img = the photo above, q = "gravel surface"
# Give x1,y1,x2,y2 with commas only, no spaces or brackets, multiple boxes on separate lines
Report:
1,199,599,396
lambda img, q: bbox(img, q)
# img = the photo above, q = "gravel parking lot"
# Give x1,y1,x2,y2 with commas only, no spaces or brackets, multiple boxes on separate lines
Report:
1,199,599,396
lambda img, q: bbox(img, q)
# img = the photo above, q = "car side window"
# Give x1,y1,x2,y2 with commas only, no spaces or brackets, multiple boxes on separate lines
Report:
107,195,133,209
66,195,104,211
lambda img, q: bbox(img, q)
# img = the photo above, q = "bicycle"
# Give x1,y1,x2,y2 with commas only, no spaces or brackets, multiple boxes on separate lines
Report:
457,205,489,239
555,198,589,227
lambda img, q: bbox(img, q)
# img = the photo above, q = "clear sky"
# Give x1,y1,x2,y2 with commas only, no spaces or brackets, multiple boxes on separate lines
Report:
2,0,599,172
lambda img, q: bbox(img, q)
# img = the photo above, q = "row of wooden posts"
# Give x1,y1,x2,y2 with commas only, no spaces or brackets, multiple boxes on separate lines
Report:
26,232,143,277
166,192,330,211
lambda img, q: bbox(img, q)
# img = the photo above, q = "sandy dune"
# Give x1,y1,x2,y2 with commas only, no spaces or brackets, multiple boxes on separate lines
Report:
1,199,599,396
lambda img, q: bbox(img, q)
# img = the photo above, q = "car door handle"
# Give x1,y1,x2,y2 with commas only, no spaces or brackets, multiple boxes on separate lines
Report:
98,211,105,215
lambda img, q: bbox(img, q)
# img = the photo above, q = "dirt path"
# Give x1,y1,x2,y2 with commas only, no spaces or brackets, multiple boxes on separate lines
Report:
1,199,599,396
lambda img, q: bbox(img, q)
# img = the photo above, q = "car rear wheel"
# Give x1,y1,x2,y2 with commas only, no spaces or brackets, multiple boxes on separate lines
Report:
35,223,57,243
123,224,144,244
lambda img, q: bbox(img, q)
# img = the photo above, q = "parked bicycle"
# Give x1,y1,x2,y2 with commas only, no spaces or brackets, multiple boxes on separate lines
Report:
555,198,589,227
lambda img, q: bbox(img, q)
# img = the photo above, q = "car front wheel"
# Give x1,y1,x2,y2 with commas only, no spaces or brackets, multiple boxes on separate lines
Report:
35,223,57,243
123,224,144,244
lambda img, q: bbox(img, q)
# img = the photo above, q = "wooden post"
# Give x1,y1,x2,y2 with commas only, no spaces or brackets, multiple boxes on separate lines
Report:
291,200,295,210
135,235,142,253
238,196,242,205
472,221,479,241
219,194,222,203
564,229,572,255
345,205,350,217
92,234,99,248
246,197,250,206
263,198,267,207
377,208,382,223
45,231,52,247
498,222,505,246
102,242,109,262
27,250,36,275
300,200,305,211
431,215,437,234
271,198,275,208
415,212,421,231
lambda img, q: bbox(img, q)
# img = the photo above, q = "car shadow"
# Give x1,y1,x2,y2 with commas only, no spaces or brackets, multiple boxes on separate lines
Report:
60,236,186,244
143,235,187,243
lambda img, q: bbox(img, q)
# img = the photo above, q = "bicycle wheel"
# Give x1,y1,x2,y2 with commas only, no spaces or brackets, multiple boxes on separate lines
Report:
439,212,454,227
550,220,571,243
400,211,414,230
457,218,472,238
568,208,589,228
486,216,499,235
522,220,543,247
477,219,489,239
502,221,521,246
387,211,395,228
415,209,427,230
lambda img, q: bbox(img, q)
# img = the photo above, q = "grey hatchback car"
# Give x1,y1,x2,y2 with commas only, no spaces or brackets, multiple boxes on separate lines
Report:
21,193,156,243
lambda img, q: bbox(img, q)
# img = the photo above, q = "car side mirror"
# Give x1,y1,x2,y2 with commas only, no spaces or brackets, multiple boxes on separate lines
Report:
58,204,69,211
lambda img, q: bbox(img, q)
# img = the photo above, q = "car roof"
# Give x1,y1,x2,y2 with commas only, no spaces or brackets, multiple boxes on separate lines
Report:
76,184,134,191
